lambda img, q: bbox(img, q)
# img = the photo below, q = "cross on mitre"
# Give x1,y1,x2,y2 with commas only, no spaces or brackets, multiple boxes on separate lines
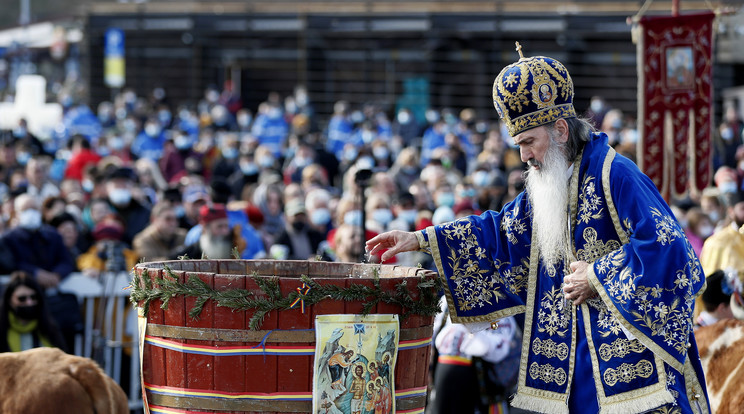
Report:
0,75,62,140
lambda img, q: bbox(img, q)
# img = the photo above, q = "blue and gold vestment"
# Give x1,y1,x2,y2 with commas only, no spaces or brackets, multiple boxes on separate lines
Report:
420,133,709,414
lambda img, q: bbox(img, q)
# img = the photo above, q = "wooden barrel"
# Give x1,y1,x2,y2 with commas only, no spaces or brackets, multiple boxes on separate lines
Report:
131,259,440,414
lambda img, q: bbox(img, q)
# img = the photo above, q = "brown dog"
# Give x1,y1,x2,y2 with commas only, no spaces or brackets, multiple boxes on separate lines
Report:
0,347,129,414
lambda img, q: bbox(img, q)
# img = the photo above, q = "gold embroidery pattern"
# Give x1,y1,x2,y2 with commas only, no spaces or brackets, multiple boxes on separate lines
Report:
578,175,604,224
576,227,621,263
603,360,654,387
495,258,529,296
622,218,634,239
510,105,576,138
416,231,431,254
529,362,567,386
501,206,528,245
586,297,623,337
536,286,570,337
598,338,646,362
532,338,569,361
651,207,683,246
441,219,527,312
645,406,681,414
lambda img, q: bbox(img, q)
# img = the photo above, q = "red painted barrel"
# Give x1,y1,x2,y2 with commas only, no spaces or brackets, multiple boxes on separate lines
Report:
131,259,440,414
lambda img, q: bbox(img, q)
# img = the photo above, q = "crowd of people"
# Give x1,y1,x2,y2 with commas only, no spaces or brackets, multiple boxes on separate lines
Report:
0,70,743,413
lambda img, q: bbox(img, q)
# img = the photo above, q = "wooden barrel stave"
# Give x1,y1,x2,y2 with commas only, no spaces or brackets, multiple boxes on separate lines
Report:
137,260,438,414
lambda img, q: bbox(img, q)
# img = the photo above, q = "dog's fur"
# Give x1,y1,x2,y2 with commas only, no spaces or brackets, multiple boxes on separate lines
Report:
0,347,129,414
695,318,744,414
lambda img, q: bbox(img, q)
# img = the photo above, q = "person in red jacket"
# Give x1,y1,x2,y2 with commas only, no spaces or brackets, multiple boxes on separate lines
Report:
63,135,101,181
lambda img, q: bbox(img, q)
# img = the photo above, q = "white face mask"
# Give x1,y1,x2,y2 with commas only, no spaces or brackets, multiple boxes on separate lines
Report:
698,224,714,239
344,210,363,227
372,208,393,226
109,188,132,206
18,209,42,231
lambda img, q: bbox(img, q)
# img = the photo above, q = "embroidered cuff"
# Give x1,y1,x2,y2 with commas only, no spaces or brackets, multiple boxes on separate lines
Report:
415,230,431,254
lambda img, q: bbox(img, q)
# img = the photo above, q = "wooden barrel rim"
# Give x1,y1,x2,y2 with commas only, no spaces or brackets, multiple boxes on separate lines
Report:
146,323,433,343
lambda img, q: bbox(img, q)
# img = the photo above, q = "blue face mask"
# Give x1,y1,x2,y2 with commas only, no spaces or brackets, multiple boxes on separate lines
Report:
222,148,239,160
310,208,332,226
398,209,417,224
719,181,738,194
436,192,455,208
174,205,186,218
240,162,259,176
344,210,363,227
372,208,394,226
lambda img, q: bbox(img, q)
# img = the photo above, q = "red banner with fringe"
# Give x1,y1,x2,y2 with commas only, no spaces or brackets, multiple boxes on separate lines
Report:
637,12,715,200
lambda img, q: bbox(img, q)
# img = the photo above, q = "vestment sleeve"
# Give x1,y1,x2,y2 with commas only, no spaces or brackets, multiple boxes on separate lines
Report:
425,193,533,325
587,158,704,371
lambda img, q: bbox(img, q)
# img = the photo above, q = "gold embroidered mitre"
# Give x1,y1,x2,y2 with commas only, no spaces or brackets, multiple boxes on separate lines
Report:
492,43,577,136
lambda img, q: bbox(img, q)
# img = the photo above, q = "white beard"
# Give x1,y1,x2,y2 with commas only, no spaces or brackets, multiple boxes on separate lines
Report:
525,138,570,267
199,233,233,259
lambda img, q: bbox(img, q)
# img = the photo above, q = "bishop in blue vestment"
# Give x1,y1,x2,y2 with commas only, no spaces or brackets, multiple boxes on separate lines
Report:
367,45,710,414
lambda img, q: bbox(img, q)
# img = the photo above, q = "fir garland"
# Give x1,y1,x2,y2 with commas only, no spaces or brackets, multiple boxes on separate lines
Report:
129,266,442,330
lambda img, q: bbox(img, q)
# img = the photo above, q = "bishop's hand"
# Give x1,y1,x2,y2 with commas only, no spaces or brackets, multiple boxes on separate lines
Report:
563,261,597,306
365,230,419,262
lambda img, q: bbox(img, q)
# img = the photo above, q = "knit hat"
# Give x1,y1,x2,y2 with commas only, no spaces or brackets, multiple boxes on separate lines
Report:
199,203,228,224
92,219,124,241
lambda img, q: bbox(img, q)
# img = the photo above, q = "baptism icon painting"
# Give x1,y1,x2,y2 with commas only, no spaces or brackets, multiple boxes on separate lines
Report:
313,314,399,414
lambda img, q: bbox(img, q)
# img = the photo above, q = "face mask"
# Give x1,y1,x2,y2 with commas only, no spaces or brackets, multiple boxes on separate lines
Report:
222,148,239,160
240,162,259,175
97,147,111,157
373,147,389,160
13,127,27,138
719,181,738,194
310,208,332,226
436,192,455,208
82,179,94,193
109,136,125,150
708,210,720,223
397,111,411,125
294,156,311,168
174,205,186,218
12,304,40,320
109,188,132,206
361,130,375,143
460,188,477,198
145,124,161,137
590,99,603,113
344,210,363,227
343,148,358,162
18,209,42,231
123,119,137,133
472,171,491,187
158,110,172,125
238,114,252,127
698,225,714,238
425,109,440,124
356,156,375,170
372,208,393,226
402,166,418,175
721,128,733,141
16,152,30,166
398,209,417,224
268,108,282,119
259,156,275,168
174,135,191,150
291,221,306,231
